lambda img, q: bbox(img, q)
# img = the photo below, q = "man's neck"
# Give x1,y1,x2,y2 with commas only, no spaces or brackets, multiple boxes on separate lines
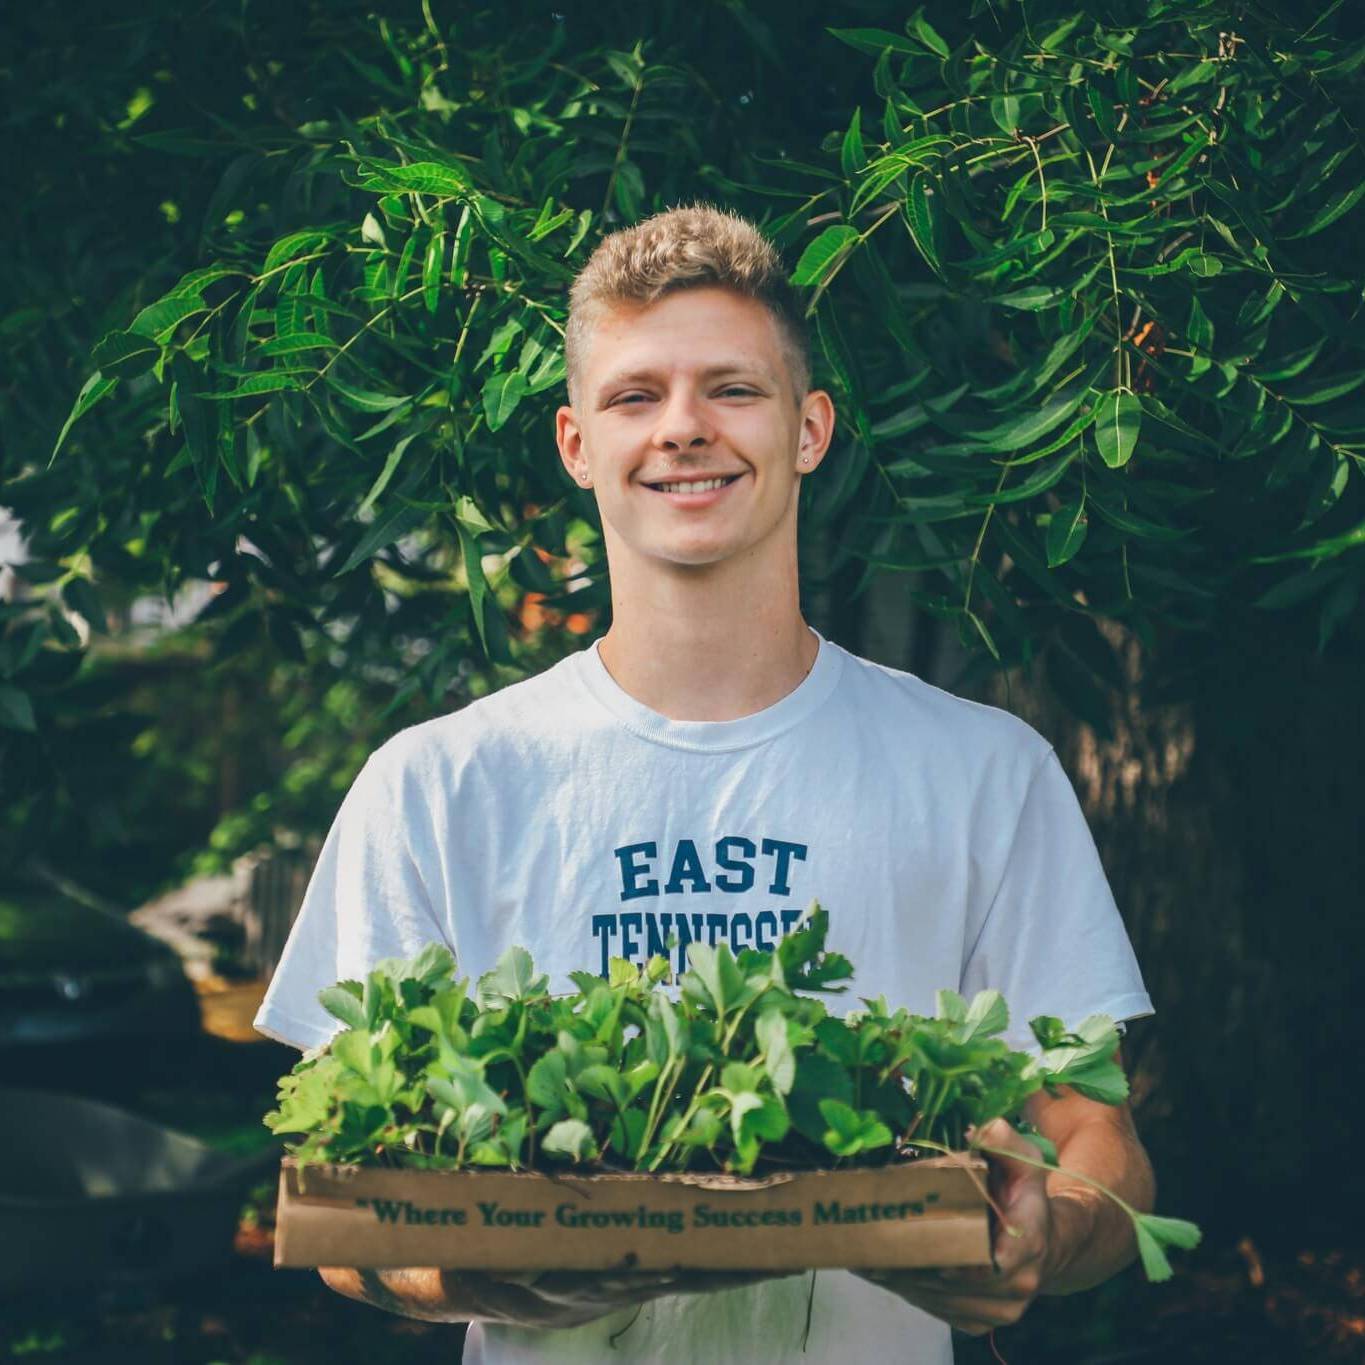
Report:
595,542,817,723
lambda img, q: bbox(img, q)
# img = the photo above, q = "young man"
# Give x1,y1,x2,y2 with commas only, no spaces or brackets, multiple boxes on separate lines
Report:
254,205,1156,1363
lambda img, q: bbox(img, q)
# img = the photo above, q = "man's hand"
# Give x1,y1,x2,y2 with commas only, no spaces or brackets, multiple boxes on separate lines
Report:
854,1118,1053,1337
318,1265,786,1330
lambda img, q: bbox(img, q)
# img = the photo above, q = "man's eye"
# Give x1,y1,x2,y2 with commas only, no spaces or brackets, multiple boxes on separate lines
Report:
719,386,758,397
612,393,650,405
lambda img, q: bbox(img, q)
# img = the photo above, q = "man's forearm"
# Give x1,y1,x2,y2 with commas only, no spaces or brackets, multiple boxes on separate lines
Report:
1040,1118,1156,1296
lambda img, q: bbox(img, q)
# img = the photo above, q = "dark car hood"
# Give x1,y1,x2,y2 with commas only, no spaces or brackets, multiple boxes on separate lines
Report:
0,895,167,974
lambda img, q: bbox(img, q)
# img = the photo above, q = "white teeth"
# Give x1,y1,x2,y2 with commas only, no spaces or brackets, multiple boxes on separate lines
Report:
653,477,733,494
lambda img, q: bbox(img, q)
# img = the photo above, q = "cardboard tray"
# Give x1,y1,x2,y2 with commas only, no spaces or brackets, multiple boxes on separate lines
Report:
274,1153,992,1271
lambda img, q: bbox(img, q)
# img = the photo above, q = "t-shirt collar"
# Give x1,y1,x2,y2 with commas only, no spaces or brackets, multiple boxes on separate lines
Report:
570,626,843,753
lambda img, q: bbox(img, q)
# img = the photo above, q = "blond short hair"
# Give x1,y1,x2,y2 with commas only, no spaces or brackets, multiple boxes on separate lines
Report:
564,204,810,405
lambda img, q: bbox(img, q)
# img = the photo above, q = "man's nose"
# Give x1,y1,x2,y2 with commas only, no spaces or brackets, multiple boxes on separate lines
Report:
651,390,711,450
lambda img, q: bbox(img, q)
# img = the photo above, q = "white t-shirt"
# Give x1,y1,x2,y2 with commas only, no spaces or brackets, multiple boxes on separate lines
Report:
255,628,1153,1365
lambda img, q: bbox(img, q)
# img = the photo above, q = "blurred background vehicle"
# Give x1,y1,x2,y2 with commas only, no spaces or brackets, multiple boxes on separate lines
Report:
0,861,201,1080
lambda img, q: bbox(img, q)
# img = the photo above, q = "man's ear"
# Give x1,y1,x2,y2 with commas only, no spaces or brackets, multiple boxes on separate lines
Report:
555,405,591,487
795,389,836,476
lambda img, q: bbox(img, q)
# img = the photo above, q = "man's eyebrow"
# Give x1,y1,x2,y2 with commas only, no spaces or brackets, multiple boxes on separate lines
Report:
595,364,774,395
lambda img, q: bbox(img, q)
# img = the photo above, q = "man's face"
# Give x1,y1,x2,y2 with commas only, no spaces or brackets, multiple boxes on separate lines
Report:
555,287,834,572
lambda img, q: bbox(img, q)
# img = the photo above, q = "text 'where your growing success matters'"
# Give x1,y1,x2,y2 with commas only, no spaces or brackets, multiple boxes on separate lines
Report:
353,1194,945,1234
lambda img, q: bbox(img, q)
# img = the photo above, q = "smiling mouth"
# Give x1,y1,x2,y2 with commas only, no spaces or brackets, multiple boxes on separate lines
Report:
644,474,744,494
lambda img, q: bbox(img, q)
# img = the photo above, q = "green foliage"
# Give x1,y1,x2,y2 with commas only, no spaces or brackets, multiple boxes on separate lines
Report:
263,905,1197,1278
5,1,1364,867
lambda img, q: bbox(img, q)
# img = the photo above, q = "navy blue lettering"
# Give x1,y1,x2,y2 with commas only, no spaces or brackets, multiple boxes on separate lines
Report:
761,839,808,896
615,842,659,901
594,906,824,974
755,910,779,950
591,914,619,976
645,912,674,960
713,836,756,893
673,913,696,974
664,839,712,895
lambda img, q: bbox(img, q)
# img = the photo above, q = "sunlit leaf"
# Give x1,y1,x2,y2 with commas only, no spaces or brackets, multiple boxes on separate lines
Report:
1093,391,1142,468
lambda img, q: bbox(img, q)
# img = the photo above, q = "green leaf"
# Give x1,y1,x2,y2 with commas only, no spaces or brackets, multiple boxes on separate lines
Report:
427,1055,507,1121
1088,496,1190,542
960,989,1009,1042
357,433,421,519
91,330,159,379
1054,1054,1129,1104
607,956,639,989
476,945,547,1008
818,1099,893,1157
935,989,967,1024
453,495,498,536
358,159,473,197
1186,293,1214,359
1251,518,1365,564
318,984,367,1030
264,230,335,274
840,106,866,177
203,371,308,400
331,500,427,577
259,332,335,356
1087,86,1119,143
0,683,36,732
51,373,118,465
993,285,1064,312
1047,500,1088,567
326,376,411,413
681,943,754,1020
788,1051,853,1142
990,95,1021,135
456,517,495,657
526,1050,570,1110
130,294,205,341
902,174,941,276
171,352,215,500
542,1118,598,1162
1137,1214,1203,1252
908,11,950,58
1279,371,1365,407
756,1008,796,1095
827,27,920,57
1093,391,1141,468
645,992,683,1067
423,230,446,313
483,371,528,432
1255,566,1343,610
791,226,860,287
1134,1219,1175,1282
1286,176,1365,239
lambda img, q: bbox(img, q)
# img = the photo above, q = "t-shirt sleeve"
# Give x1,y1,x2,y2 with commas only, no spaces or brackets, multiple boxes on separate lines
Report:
960,746,1153,1055
251,745,451,1052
